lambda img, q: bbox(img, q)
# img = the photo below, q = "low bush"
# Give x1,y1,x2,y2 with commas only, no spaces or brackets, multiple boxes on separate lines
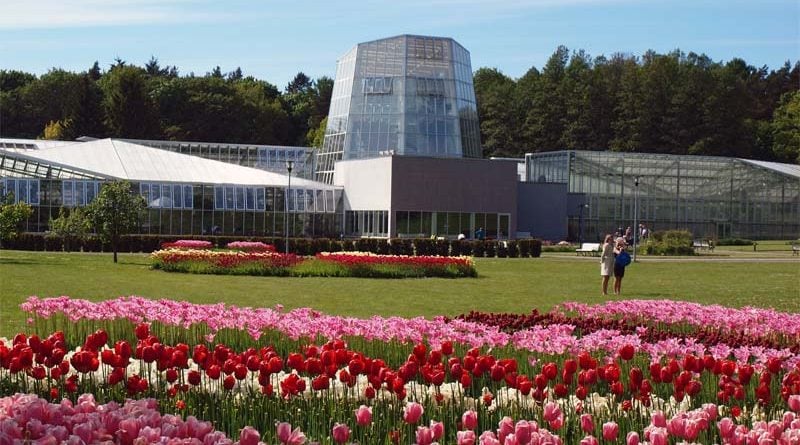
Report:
717,238,755,246
643,229,695,256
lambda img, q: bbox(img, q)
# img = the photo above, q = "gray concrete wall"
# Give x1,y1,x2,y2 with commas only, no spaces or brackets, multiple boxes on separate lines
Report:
390,156,518,237
517,182,568,241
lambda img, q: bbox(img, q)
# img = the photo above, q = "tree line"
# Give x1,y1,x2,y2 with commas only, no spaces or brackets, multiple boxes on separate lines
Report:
475,47,799,163
0,57,332,148
1,49,798,162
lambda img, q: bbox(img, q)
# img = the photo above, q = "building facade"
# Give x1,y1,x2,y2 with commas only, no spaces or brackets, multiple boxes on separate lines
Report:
522,151,800,241
315,35,481,184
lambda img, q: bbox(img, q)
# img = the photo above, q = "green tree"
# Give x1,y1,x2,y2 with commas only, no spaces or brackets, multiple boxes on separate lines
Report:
48,207,91,252
473,68,520,156
307,116,327,148
100,66,159,138
771,91,800,163
86,181,146,263
0,194,33,246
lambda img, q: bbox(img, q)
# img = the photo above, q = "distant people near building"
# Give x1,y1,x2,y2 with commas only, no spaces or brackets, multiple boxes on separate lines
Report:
457,232,466,241
475,227,485,241
600,234,615,296
624,226,633,246
639,223,649,240
613,240,632,295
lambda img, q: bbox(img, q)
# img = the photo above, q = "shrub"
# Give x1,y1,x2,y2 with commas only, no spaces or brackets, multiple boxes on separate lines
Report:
506,240,519,258
644,230,695,256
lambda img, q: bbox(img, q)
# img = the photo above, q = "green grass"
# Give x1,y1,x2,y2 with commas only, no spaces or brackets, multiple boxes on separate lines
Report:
1,249,798,337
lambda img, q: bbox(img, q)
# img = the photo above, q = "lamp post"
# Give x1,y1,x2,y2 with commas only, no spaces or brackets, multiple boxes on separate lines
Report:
284,160,294,255
578,203,589,244
633,176,640,262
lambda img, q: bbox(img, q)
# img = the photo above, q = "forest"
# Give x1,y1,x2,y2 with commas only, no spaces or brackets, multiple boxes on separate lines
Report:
1,47,798,163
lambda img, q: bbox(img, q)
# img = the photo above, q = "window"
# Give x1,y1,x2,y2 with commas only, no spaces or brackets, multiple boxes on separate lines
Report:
172,185,183,209
235,187,245,210
362,77,393,94
246,188,255,210
75,182,85,206
256,188,266,211
214,187,224,210
1,179,40,205
183,186,193,209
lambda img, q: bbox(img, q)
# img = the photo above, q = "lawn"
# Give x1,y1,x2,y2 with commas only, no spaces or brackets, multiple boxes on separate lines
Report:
1,249,798,337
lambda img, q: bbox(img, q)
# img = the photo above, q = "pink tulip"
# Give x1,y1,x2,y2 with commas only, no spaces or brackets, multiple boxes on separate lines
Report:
462,410,478,431
238,427,261,445
649,428,668,445
332,423,350,444
276,422,306,445
651,411,666,428
403,402,424,424
355,405,372,426
684,419,700,441
580,435,598,445
602,422,619,441
783,412,796,429
416,426,433,445
580,414,594,433
718,417,736,439
789,395,800,413
548,413,564,431
497,416,514,443
430,421,444,441
626,431,639,445
543,402,560,422
117,418,139,445
702,403,718,421
479,431,500,445
457,430,476,445
502,433,518,445
514,420,531,444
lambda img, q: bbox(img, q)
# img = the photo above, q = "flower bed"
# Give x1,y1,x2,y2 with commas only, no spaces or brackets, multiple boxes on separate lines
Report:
150,248,477,278
160,239,214,249
226,241,276,252
314,252,477,278
2,317,800,444
151,248,302,276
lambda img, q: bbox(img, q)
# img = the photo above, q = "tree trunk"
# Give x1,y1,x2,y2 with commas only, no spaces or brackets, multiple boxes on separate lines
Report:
113,236,118,263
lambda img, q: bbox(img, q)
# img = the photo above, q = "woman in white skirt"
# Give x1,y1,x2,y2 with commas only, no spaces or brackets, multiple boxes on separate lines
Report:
600,234,615,295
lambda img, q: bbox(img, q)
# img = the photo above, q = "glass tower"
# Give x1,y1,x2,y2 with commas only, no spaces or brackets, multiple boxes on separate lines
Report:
315,35,481,184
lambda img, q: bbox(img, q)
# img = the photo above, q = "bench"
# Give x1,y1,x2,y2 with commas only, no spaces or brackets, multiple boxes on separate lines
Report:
576,243,601,256
692,239,714,252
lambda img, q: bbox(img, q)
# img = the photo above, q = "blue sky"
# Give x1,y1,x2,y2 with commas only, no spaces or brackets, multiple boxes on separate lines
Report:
1,0,797,87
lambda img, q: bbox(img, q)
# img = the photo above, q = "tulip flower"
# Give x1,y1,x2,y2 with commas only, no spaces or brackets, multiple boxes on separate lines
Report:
457,430,476,445
580,414,594,433
430,421,444,441
355,405,372,426
415,426,433,445
789,395,800,413
239,427,261,445
462,410,478,431
332,423,350,444
626,431,639,445
580,436,598,445
602,422,619,441
277,422,306,445
403,402,424,424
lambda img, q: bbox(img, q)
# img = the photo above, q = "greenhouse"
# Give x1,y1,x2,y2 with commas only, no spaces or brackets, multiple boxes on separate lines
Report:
525,150,800,240
0,138,343,237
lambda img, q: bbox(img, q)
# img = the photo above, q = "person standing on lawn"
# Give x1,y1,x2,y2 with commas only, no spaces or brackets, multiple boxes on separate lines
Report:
613,240,632,295
600,234,615,295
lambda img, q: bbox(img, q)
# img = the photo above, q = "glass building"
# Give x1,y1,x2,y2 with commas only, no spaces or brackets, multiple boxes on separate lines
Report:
526,150,800,240
315,35,481,184
0,138,342,237
119,139,316,179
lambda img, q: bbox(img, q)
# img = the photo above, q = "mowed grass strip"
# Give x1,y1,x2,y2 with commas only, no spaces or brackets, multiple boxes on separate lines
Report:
1,250,798,337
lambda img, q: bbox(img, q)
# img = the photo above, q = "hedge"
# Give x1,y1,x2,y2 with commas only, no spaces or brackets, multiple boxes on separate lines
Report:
2,233,542,258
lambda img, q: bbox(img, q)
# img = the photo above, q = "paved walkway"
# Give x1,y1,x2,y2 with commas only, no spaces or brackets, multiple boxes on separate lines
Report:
548,254,799,263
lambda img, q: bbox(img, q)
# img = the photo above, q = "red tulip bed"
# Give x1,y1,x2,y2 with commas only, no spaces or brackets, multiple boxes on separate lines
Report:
4,297,800,444
151,248,477,278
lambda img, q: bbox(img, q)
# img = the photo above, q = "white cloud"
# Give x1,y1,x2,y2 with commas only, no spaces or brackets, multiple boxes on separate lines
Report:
0,0,236,29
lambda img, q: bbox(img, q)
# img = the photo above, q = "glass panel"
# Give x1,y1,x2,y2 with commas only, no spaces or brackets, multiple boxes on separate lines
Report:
325,190,335,213
173,185,182,209
256,188,265,211
295,189,305,212
74,181,84,206
63,181,74,207
184,185,193,209
152,183,161,208
214,187,224,210
162,184,172,208
420,212,432,237
306,189,315,212
28,180,39,205
225,186,235,210
85,182,96,204
246,188,255,210
235,187,245,210
315,190,325,212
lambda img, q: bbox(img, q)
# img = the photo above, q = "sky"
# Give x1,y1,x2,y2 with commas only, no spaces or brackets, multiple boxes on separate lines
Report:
1,0,798,87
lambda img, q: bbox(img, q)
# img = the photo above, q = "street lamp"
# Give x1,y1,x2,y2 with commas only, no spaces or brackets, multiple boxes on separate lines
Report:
633,176,640,262
284,160,294,255
578,203,589,244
